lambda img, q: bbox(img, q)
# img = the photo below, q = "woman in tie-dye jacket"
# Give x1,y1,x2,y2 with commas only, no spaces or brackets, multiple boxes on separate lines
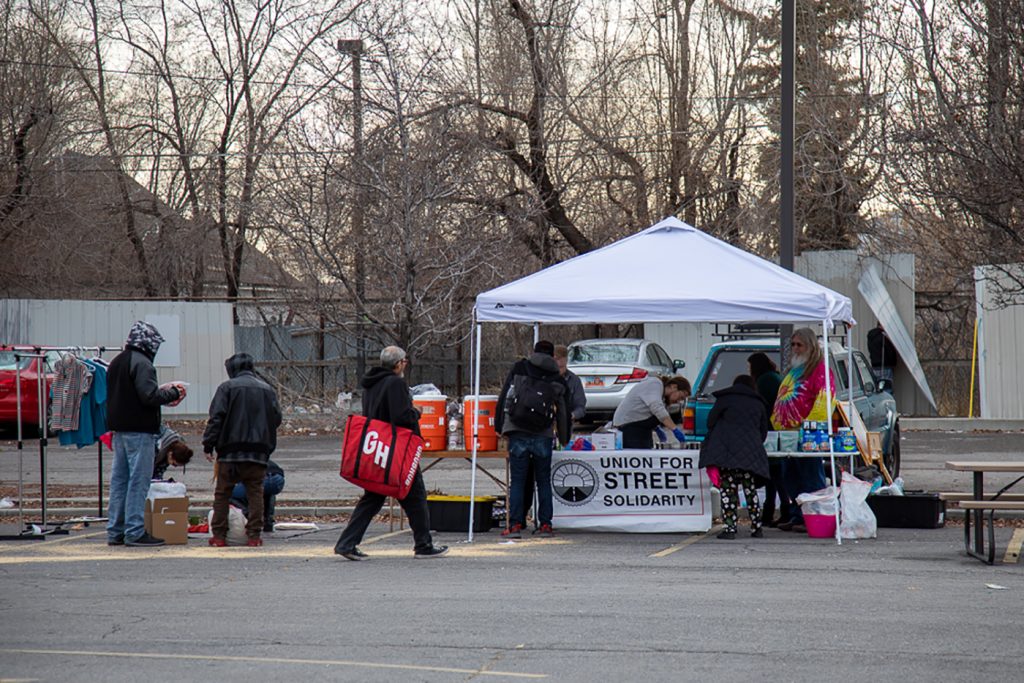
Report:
770,327,834,532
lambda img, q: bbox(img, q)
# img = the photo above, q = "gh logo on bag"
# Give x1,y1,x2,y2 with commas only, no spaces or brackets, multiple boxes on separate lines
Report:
362,430,390,467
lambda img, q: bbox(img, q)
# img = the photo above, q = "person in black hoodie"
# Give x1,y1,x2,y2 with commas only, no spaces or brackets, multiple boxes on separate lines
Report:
106,321,185,547
699,374,770,540
495,341,570,539
334,346,449,560
203,353,282,547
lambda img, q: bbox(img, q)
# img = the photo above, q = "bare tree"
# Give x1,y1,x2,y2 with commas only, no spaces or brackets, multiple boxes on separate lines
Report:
267,5,506,359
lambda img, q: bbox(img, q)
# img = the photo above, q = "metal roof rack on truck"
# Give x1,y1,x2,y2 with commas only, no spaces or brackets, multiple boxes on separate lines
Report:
711,322,851,343
712,323,780,340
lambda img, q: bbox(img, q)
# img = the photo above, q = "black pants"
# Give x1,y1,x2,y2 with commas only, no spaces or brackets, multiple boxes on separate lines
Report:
720,468,761,533
761,459,792,523
619,416,660,449
334,469,433,553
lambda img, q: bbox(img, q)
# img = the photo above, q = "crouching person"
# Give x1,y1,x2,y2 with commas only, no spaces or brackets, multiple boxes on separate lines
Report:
203,353,282,547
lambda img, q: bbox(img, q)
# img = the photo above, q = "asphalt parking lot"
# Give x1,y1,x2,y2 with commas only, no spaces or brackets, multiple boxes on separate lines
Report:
1,518,1023,682
2,426,1024,681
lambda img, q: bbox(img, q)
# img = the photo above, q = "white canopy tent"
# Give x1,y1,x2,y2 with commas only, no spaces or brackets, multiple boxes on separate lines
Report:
467,217,857,542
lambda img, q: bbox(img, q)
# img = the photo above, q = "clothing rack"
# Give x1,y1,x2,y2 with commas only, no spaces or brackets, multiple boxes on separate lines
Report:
2,345,120,541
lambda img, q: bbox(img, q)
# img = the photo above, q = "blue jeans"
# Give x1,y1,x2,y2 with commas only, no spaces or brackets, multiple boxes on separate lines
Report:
508,435,553,527
783,457,827,523
231,473,285,521
107,432,157,542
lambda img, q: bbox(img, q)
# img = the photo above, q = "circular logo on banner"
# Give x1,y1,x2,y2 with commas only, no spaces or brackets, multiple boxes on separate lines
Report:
552,459,599,506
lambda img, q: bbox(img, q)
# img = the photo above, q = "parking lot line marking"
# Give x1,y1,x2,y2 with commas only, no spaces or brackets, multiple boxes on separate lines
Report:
0,648,547,679
0,538,548,564
649,526,722,558
1002,528,1024,564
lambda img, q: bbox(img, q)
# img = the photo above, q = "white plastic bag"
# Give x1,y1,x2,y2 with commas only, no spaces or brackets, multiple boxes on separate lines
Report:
147,481,187,499
839,471,877,539
795,486,837,516
207,506,248,545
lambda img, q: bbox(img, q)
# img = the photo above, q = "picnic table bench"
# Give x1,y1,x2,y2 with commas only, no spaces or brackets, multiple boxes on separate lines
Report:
945,461,1024,565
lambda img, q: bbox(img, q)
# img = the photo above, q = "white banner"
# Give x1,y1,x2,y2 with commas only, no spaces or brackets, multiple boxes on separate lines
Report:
551,449,713,532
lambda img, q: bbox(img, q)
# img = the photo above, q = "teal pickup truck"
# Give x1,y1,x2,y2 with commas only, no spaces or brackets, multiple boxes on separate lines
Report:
681,339,901,476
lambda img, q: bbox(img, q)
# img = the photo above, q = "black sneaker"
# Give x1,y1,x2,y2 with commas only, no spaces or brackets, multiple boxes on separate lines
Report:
716,530,736,540
414,545,449,559
336,547,370,561
751,528,764,539
107,536,124,546
263,522,275,533
125,533,165,547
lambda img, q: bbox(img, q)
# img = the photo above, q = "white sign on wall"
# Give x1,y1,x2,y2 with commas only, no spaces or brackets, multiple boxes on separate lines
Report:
551,450,713,532
145,314,181,367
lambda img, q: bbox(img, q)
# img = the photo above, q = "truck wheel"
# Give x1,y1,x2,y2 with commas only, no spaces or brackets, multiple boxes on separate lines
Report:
883,421,901,479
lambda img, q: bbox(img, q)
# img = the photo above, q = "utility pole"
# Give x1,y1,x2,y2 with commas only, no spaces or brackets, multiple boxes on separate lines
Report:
337,38,366,382
780,0,795,367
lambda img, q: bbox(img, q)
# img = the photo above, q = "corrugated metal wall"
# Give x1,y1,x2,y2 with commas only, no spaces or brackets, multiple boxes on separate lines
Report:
975,266,1024,419
645,251,933,416
0,299,234,417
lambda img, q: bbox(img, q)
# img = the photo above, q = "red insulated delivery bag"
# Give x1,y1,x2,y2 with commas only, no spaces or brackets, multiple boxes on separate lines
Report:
340,414,424,499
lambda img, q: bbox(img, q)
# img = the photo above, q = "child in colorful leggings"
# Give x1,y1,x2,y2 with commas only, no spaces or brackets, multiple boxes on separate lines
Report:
698,374,771,540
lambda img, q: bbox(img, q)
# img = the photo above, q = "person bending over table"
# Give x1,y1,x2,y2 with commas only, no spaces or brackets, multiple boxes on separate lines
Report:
699,374,770,540
612,375,690,449
770,327,835,533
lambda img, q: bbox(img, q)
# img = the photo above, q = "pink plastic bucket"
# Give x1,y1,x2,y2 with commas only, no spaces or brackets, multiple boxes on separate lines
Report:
804,513,837,538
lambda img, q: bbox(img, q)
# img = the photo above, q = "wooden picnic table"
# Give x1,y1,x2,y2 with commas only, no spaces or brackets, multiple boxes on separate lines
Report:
945,461,1024,561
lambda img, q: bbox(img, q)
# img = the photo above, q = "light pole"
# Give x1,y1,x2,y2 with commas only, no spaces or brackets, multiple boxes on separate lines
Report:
780,1,795,366
337,38,366,382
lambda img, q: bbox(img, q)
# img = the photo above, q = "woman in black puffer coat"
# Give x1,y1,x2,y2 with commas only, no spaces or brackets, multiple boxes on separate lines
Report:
699,375,770,540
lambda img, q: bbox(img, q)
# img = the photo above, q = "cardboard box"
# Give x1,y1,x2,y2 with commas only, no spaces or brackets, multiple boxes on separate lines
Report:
145,496,189,544
588,432,621,450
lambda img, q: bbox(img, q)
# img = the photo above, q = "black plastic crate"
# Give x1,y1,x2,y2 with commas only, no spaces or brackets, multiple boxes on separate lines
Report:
867,492,945,528
426,496,496,533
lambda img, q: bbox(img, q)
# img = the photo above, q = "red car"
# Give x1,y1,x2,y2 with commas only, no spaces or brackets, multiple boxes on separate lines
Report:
0,346,58,433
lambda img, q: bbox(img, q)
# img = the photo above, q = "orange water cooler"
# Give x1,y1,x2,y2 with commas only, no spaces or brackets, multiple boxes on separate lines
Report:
462,395,499,451
413,395,448,451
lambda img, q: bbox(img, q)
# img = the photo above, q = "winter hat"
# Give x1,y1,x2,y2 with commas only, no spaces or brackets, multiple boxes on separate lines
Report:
125,321,164,358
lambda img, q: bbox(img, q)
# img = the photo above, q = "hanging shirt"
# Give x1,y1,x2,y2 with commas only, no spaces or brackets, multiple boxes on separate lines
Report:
58,359,108,448
51,354,93,432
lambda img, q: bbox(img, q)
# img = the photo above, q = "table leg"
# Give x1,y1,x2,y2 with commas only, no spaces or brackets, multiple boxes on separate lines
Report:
973,471,984,556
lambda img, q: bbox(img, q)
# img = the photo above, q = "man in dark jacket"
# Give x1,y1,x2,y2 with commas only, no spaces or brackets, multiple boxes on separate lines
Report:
203,353,282,547
495,341,570,539
867,322,898,388
334,346,449,561
106,321,186,547
698,375,770,540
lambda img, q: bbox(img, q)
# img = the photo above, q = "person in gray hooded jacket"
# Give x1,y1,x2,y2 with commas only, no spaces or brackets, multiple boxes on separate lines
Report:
495,341,570,538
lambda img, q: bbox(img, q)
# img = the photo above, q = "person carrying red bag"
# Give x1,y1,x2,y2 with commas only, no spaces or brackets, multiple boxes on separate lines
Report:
334,346,449,561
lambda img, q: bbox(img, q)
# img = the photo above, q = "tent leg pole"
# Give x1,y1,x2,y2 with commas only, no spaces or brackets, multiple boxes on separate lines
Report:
824,320,840,545
468,318,483,542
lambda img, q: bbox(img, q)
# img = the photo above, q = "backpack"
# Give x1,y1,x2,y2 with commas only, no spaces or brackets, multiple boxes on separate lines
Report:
508,374,558,432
